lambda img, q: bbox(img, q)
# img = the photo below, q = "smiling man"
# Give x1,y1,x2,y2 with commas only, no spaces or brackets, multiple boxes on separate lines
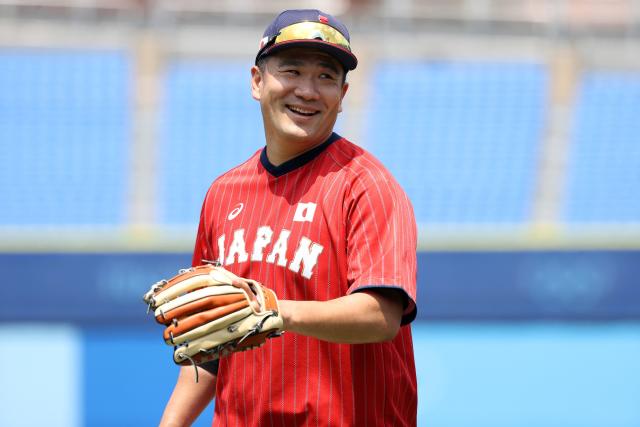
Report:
159,9,418,427
252,49,349,165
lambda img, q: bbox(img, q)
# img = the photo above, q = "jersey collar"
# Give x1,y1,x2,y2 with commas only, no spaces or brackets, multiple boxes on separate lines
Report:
260,132,341,177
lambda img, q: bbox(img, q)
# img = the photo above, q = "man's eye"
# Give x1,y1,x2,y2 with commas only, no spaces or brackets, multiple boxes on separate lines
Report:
284,69,299,75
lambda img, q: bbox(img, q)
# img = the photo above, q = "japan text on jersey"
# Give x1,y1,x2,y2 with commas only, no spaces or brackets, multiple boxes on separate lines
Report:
217,202,322,279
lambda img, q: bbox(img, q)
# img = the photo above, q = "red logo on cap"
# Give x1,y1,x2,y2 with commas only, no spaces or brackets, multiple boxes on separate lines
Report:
318,15,329,24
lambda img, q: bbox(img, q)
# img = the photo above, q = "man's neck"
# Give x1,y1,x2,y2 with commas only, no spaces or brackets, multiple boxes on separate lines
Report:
265,133,333,166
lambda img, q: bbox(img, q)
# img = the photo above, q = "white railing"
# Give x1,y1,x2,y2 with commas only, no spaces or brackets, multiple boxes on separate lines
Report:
377,0,638,25
0,0,638,31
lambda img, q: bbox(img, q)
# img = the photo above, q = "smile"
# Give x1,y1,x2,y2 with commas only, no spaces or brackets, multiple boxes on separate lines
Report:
286,105,319,117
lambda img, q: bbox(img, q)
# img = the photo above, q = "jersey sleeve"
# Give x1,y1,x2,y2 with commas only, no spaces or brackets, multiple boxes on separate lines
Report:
345,168,418,325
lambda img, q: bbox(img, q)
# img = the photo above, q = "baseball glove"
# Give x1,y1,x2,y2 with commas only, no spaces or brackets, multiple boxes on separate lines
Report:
143,263,283,378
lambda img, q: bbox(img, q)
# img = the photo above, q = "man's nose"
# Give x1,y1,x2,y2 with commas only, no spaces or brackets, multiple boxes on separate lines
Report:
294,76,320,100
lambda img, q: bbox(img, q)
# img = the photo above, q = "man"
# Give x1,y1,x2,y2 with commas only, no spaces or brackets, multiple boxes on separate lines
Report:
160,9,418,427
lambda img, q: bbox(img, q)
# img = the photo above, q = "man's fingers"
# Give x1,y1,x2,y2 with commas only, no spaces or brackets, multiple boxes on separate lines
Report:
230,278,262,311
213,267,261,311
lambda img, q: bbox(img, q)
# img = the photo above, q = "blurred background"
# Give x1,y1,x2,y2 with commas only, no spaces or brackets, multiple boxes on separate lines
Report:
0,0,639,426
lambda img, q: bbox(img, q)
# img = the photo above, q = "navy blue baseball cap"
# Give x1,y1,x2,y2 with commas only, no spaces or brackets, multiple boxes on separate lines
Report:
255,9,358,71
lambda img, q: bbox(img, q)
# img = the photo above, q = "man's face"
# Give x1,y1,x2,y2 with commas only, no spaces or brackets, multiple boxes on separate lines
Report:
251,48,349,147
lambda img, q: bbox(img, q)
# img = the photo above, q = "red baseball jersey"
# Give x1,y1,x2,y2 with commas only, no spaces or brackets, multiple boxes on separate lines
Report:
192,133,418,427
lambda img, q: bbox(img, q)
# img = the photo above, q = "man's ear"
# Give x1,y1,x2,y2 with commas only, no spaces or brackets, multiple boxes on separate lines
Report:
251,65,262,101
338,82,349,113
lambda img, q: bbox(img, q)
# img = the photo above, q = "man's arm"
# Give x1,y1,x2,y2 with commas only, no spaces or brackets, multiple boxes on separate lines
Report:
278,289,404,343
159,365,216,427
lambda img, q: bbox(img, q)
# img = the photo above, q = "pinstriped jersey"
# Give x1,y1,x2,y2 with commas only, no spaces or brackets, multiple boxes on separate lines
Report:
192,133,418,427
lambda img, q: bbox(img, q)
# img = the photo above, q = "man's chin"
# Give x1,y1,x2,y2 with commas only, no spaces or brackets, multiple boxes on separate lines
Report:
280,125,316,141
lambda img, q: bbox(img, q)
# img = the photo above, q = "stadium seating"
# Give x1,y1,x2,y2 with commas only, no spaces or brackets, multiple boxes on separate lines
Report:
564,72,640,224
0,49,130,225
2,53,639,229
365,61,547,225
159,60,264,224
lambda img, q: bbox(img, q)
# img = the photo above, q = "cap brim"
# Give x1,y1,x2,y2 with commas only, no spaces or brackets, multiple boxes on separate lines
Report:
257,39,358,71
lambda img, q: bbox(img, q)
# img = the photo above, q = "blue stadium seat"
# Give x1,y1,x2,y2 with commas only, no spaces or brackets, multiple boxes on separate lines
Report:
564,72,640,223
365,61,547,225
0,49,130,225
159,61,264,225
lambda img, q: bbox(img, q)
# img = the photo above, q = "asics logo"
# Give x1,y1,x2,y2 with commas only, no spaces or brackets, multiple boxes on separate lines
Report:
227,203,244,220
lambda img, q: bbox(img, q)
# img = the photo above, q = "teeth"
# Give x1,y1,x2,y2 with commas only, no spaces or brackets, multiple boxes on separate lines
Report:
288,105,316,115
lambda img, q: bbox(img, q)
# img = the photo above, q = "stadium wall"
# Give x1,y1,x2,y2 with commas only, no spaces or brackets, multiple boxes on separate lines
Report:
1,251,639,426
1,279,639,427
1,251,640,322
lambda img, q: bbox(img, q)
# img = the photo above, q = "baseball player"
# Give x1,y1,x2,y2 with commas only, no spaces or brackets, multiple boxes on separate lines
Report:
159,9,418,427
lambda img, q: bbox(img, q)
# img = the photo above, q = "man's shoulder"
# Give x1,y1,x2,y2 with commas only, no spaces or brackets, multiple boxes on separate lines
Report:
329,137,398,183
200,149,262,206
210,149,262,187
